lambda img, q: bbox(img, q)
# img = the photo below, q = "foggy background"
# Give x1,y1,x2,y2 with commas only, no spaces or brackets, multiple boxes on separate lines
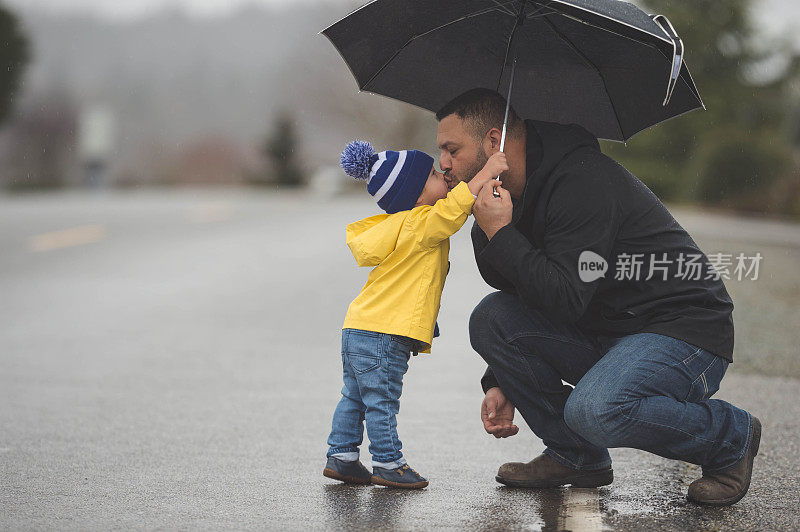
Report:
0,0,799,217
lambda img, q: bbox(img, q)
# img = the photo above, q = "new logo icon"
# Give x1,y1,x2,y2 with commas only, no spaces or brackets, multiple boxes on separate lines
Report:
578,251,608,282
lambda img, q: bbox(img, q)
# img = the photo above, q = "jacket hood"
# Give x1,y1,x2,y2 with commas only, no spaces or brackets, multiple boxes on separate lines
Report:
517,119,600,218
345,213,403,267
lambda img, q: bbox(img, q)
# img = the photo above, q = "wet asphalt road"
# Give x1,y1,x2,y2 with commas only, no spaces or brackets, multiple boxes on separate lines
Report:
1,188,798,530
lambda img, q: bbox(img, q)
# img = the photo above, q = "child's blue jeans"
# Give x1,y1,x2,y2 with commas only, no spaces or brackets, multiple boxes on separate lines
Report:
327,328,417,466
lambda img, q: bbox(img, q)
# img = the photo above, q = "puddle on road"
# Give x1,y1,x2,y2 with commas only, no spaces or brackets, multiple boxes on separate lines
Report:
601,458,694,519
318,456,698,530
560,488,604,531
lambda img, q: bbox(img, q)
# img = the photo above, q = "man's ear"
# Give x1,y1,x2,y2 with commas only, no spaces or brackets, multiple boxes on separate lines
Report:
484,128,503,154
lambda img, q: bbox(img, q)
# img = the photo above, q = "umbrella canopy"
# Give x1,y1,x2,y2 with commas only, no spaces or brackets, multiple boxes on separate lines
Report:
322,0,703,142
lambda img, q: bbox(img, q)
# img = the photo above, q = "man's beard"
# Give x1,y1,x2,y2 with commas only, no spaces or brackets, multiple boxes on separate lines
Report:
448,149,488,184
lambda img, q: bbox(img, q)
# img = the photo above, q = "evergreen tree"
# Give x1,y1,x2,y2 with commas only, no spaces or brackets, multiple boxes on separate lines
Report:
602,0,799,214
264,112,304,187
0,4,30,126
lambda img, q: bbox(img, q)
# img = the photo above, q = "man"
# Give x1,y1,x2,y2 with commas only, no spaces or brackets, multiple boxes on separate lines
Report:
436,88,759,506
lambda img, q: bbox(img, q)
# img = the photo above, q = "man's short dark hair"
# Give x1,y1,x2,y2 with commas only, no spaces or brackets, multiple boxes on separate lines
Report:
435,88,523,141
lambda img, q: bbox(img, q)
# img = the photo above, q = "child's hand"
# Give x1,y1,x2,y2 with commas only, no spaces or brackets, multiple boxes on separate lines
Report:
468,152,508,196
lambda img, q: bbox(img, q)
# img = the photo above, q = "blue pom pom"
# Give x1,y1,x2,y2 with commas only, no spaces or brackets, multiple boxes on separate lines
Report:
340,140,375,180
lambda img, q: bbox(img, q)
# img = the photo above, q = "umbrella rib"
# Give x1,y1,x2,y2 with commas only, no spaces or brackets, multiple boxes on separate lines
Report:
488,0,517,17
540,16,625,140
360,6,504,91
527,9,560,19
525,2,671,51
495,0,528,94
542,9,699,106
547,10,661,49
544,0,672,45
553,13,702,111
525,1,559,19
648,46,705,110
320,0,380,34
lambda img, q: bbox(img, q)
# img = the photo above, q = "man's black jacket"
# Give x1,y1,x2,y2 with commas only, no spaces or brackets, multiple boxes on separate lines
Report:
473,119,735,393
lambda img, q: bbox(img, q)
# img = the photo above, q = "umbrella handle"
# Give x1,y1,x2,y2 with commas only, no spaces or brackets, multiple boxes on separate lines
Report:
492,4,527,199
493,55,517,198
650,14,684,107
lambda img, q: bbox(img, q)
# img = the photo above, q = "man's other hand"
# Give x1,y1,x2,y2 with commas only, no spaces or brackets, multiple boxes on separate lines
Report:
481,387,519,438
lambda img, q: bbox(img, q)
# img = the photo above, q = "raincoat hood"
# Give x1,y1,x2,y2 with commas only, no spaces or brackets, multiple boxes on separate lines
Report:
345,213,402,267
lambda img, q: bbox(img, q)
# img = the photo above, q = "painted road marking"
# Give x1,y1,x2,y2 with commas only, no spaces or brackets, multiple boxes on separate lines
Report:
559,488,604,532
188,202,232,224
29,225,107,252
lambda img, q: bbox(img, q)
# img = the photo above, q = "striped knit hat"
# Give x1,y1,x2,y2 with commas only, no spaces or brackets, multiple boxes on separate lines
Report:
340,140,434,214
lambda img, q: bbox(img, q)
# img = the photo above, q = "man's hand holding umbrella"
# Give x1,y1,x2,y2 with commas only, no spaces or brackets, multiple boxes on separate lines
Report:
474,180,513,241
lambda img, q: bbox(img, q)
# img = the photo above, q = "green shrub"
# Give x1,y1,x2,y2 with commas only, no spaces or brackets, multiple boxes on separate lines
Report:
693,128,794,206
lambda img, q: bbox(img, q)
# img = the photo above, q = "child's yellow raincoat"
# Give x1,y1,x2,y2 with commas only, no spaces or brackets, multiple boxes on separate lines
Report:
342,181,475,353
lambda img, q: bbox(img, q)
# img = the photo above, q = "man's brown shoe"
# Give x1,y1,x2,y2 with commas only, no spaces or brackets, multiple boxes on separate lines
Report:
495,453,613,488
687,416,761,506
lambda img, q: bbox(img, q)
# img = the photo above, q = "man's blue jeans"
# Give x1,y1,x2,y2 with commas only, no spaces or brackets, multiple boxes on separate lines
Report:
327,328,416,465
470,291,753,473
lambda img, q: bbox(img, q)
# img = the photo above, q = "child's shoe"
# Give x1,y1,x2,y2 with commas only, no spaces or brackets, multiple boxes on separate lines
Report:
371,464,428,489
323,456,372,485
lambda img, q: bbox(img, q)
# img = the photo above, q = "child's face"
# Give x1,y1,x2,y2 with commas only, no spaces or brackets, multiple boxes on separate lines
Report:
414,165,450,207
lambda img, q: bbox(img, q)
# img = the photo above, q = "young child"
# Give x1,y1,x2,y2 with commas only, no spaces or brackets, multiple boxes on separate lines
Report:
323,140,507,489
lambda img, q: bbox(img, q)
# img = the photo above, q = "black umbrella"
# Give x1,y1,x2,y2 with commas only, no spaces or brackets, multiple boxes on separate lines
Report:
321,0,703,143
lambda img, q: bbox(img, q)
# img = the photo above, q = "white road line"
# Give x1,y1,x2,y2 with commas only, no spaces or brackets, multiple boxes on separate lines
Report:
29,224,108,252
559,488,604,532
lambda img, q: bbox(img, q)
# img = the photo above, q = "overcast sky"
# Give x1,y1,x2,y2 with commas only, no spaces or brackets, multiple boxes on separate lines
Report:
2,0,798,40
2,0,344,19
